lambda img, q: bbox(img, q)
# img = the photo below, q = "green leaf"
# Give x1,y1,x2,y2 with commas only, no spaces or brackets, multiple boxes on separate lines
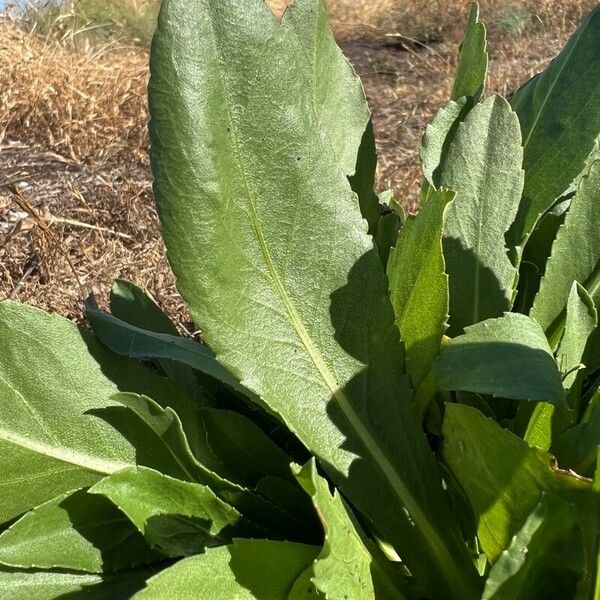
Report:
531,159,600,343
440,96,524,333
557,283,598,391
110,280,179,335
86,299,242,394
388,189,453,389
482,494,585,600
434,313,565,405
293,459,408,600
90,467,243,557
0,489,159,573
133,539,319,599
420,98,469,187
0,301,199,525
0,567,153,599
107,281,207,402
108,394,312,542
443,404,597,565
451,2,488,103
513,198,570,314
282,0,370,178
98,393,215,485
193,408,294,488
509,6,600,244
150,1,480,597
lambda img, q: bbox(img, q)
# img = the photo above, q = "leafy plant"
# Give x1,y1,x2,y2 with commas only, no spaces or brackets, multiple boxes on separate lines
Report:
2,1,600,598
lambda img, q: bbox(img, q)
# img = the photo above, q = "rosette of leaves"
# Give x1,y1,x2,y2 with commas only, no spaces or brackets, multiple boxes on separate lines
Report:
2,1,600,598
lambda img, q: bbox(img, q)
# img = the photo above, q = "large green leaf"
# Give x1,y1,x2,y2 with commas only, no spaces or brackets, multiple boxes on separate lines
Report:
509,6,600,244
293,460,408,600
0,567,153,599
443,404,598,569
90,467,244,557
0,301,201,525
133,540,319,599
388,189,453,390
149,1,479,597
531,159,600,343
0,489,159,573
451,2,488,103
434,313,565,405
482,494,585,600
439,96,524,333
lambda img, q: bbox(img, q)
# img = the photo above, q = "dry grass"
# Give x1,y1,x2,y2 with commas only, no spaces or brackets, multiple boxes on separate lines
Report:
0,1,597,324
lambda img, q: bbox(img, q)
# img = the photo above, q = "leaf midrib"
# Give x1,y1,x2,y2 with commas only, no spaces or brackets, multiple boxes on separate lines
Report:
204,8,465,595
0,427,128,475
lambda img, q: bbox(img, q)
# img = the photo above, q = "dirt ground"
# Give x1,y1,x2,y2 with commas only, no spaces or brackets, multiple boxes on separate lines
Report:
0,5,595,327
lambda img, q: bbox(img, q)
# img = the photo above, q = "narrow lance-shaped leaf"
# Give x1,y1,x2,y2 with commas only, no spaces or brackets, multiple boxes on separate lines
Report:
440,96,524,333
434,313,565,406
553,387,600,476
0,489,160,573
110,280,179,335
0,301,202,525
133,540,319,600
509,6,600,244
482,494,585,600
531,159,600,344
150,1,480,598
104,394,298,541
522,285,595,451
107,280,207,403
451,2,488,103
388,189,453,389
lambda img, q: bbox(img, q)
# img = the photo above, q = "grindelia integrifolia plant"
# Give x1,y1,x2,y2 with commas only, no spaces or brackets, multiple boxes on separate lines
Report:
2,1,600,598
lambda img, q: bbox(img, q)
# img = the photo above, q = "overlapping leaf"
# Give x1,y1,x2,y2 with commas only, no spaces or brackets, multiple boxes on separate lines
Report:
150,1,479,597
510,6,600,244
531,159,600,344
388,189,453,390
439,96,524,333
0,301,200,525
434,313,564,405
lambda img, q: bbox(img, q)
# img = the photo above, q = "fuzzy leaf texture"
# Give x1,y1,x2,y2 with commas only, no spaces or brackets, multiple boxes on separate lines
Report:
510,6,600,244
443,404,600,595
0,301,201,525
434,313,565,405
149,0,479,597
439,96,524,333
531,158,600,344
388,189,453,389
